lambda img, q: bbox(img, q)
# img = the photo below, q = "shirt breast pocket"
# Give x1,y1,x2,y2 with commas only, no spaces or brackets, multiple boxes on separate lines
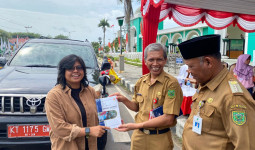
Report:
201,105,215,132
137,95,144,108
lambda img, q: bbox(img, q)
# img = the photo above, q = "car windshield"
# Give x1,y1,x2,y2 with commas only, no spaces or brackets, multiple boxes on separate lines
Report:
9,42,97,68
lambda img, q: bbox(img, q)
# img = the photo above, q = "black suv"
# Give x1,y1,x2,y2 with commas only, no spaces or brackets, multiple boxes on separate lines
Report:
0,39,105,150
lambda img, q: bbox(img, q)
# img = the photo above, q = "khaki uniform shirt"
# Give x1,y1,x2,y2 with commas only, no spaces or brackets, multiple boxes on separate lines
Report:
131,71,183,150
183,68,255,150
45,85,98,150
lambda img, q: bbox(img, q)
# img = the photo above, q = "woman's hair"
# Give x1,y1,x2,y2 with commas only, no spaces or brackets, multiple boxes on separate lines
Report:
57,54,89,89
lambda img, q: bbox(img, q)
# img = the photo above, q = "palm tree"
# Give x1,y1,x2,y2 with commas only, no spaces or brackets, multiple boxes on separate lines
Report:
98,19,110,52
118,0,133,52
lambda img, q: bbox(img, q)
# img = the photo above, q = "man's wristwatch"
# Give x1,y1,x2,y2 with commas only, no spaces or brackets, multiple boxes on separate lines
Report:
85,127,90,138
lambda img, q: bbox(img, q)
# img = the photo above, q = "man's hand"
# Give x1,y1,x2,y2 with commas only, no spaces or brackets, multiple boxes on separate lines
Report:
90,126,110,137
109,92,128,103
115,123,143,132
109,93,139,112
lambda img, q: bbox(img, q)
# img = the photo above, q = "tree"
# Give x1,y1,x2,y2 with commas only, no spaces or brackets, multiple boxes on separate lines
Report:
54,34,69,40
11,32,41,38
104,46,110,53
91,42,100,54
98,19,110,52
113,37,126,52
0,29,11,41
118,0,133,52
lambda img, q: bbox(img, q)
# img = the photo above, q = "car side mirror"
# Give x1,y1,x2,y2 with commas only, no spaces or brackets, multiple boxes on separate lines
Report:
101,59,111,71
0,57,7,66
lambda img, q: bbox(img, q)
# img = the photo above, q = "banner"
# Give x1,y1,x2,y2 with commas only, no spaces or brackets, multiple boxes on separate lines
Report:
118,37,120,47
126,33,128,44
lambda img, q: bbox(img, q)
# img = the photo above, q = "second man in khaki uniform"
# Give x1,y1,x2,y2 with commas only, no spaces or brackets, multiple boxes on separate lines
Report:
178,34,255,150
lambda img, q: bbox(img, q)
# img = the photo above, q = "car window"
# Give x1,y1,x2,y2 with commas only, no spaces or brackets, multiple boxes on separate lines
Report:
9,42,97,68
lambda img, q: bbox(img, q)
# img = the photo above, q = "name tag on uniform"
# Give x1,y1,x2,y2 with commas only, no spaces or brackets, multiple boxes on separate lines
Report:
192,115,202,135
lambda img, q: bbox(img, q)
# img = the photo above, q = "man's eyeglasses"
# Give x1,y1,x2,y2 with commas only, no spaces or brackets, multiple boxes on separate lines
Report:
66,66,83,72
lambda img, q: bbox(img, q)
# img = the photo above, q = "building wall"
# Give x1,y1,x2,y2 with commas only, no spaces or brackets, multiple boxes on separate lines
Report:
202,27,214,35
131,17,142,52
158,21,163,30
131,17,163,52
248,32,255,61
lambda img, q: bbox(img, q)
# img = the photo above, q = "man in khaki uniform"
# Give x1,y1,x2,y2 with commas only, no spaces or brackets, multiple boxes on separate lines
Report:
111,43,183,150
178,34,255,150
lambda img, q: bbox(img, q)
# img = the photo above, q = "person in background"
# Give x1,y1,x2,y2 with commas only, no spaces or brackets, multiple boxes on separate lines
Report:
45,54,109,150
107,57,114,69
177,64,189,84
229,63,236,75
234,54,254,95
178,34,255,150
222,61,228,69
111,43,183,150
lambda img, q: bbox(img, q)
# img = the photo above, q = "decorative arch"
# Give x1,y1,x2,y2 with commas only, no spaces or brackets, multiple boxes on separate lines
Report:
171,33,183,44
185,30,199,41
159,35,169,46
169,33,183,53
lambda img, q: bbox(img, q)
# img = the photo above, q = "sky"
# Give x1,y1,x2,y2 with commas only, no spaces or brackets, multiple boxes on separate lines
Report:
0,0,178,43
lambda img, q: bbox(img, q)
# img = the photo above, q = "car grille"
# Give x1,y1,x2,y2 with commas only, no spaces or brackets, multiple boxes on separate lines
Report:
0,94,46,115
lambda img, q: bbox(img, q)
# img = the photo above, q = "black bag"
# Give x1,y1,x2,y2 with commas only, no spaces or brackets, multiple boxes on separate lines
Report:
97,131,107,150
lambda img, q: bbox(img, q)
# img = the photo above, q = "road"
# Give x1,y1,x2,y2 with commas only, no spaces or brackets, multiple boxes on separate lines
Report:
104,83,181,150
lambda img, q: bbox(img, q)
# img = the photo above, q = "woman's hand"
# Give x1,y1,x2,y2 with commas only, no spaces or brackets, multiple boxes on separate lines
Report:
90,126,110,137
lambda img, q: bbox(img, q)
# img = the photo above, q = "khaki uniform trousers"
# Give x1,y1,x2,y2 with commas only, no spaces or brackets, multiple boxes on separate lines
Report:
131,129,174,150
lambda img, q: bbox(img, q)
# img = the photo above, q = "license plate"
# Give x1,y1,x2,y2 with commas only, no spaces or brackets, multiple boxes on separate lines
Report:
8,124,51,138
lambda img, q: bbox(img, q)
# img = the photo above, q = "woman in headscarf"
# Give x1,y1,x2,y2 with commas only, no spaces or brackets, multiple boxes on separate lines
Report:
234,54,254,95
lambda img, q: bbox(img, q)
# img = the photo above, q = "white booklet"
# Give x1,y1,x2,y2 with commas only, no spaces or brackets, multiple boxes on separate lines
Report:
96,96,122,128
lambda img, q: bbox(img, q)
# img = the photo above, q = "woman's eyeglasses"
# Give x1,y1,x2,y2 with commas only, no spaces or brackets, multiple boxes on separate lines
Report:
66,66,83,72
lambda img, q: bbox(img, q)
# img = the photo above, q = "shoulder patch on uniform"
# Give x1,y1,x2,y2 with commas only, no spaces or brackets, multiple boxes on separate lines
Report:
232,110,246,126
230,105,246,109
228,80,243,94
168,90,175,99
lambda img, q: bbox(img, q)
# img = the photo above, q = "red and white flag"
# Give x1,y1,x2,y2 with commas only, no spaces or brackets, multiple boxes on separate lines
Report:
16,35,19,50
118,37,120,47
126,33,128,44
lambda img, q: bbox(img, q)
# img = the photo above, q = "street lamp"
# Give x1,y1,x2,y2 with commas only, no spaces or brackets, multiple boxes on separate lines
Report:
116,16,125,73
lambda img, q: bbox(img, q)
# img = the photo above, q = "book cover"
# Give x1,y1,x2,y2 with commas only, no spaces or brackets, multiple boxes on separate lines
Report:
96,96,121,128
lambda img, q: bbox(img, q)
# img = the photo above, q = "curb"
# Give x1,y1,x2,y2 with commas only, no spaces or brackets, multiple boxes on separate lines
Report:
117,74,135,94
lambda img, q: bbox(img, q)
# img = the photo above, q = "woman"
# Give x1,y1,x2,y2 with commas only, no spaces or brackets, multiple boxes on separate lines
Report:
234,54,254,95
45,54,109,150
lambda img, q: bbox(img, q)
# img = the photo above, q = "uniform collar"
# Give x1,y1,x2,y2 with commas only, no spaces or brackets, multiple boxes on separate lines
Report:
201,67,229,91
143,70,166,84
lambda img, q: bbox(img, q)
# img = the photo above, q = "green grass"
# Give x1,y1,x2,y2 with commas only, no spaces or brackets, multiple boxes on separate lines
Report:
125,61,142,67
124,57,141,63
